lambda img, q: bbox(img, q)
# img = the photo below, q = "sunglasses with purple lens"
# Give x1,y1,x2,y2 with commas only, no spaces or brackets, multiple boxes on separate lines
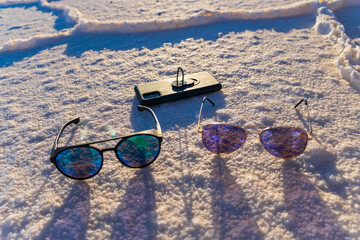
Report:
197,97,313,159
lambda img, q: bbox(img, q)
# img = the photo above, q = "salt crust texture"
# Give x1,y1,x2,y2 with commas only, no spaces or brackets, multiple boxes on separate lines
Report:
314,3,360,90
0,0,360,239
1,0,360,89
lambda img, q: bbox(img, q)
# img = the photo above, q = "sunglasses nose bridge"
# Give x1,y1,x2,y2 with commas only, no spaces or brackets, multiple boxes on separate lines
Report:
101,147,114,153
246,129,261,134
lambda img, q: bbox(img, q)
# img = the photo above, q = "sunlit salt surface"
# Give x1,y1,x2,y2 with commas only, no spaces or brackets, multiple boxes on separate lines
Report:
0,0,360,239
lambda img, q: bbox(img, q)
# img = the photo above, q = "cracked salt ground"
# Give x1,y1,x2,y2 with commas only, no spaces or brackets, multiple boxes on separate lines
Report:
1,0,360,239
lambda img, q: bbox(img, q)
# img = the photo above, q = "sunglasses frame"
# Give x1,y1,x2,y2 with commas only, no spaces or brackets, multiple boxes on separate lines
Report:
197,97,313,159
50,105,162,180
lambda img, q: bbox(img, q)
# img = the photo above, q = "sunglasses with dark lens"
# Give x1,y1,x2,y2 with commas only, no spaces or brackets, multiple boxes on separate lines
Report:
197,97,313,159
50,105,162,180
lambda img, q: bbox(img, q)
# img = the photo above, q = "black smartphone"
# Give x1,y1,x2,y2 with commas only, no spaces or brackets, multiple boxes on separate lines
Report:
134,71,222,106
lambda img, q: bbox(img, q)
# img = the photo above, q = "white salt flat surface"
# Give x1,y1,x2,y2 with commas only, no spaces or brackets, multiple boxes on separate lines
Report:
334,4,360,44
49,0,303,21
0,0,360,239
0,5,59,45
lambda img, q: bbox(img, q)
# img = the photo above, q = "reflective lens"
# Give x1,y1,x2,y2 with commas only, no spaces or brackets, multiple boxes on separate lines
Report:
259,127,308,159
202,124,247,154
116,135,160,167
55,147,103,179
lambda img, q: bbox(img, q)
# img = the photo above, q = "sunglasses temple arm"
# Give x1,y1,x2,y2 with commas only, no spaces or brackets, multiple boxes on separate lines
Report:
197,97,215,132
294,99,313,137
137,105,162,135
52,118,80,151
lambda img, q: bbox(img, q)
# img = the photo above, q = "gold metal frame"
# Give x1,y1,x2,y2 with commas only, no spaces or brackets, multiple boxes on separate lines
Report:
197,97,313,159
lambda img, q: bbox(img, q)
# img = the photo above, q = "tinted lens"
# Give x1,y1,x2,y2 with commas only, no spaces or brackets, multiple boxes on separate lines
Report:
55,147,103,179
116,135,160,167
202,124,247,154
260,127,308,159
